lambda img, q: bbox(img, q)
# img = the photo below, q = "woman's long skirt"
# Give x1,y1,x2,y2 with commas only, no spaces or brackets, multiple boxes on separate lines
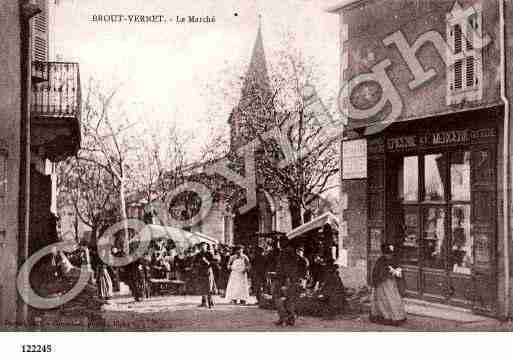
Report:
370,278,406,324
225,270,250,302
98,268,113,299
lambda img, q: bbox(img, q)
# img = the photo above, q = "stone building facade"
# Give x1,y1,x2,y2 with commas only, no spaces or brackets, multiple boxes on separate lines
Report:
329,0,513,318
0,0,81,326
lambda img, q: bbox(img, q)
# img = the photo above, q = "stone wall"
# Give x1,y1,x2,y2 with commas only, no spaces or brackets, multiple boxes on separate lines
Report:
340,179,368,287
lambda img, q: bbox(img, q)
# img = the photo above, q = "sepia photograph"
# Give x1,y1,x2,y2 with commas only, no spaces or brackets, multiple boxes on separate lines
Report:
1,0,513,355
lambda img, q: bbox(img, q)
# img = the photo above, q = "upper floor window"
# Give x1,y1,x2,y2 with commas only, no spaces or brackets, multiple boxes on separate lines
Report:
446,2,483,105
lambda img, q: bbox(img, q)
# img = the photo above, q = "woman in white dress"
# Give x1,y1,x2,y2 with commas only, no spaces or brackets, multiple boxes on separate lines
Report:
225,246,251,305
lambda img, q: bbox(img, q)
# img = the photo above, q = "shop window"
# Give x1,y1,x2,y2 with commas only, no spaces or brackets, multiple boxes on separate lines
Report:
402,207,419,265
450,151,471,201
422,207,446,269
451,204,472,274
424,154,445,201
398,156,418,202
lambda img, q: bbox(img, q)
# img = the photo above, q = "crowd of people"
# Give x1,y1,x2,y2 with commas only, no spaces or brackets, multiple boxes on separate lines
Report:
60,233,406,327
32,233,407,328
80,235,347,322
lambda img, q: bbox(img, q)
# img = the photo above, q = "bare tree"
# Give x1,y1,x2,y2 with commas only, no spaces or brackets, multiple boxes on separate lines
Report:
58,79,142,247
57,157,119,243
132,122,190,207
202,35,340,228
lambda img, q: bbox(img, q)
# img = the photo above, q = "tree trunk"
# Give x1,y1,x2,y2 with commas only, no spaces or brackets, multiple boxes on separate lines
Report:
119,177,129,254
289,200,303,229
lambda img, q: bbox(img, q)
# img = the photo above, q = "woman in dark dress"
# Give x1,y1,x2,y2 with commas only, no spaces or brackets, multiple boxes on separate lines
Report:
218,248,231,296
127,257,149,302
370,243,406,326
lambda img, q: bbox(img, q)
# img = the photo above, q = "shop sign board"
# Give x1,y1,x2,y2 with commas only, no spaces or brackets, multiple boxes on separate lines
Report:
387,127,496,152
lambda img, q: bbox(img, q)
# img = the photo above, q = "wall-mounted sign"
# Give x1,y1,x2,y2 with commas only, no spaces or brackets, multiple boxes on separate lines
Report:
342,139,367,179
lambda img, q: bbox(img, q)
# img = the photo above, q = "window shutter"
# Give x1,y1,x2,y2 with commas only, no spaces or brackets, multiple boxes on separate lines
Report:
466,56,475,88
465,9,482,99
31,0,48,63
474,8,483,93
454,24,462,54
446,18,455,104
454,59,463,90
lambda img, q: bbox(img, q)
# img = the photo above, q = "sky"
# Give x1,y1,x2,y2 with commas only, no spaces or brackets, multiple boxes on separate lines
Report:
49,0,342,158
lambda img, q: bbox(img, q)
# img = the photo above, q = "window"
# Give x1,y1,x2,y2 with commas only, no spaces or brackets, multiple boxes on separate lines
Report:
451,204,472,274
422,207,446,269
450,151,470,201
403,207,419,265
446,3,482,105
424,154,445,201
398,156,418,201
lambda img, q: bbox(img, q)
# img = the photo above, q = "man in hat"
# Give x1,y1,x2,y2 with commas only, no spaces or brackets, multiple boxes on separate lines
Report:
194,242,217,308
274,237,304,326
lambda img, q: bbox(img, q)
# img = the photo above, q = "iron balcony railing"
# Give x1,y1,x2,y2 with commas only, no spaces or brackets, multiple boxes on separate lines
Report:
31,61,81,120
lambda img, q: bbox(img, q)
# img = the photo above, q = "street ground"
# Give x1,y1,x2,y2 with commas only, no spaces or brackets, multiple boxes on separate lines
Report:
99,294,510,331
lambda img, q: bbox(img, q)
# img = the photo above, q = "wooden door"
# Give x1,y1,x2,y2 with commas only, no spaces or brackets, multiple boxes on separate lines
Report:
470,146,497,314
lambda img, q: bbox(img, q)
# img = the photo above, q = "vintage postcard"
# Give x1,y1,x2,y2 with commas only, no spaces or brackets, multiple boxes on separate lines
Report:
1,1,513,352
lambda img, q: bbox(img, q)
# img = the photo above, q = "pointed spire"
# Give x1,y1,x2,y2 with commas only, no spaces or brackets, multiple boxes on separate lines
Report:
239,18,271,108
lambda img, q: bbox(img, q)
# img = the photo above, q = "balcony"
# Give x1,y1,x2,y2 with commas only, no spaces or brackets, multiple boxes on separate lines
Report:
31,62,81,162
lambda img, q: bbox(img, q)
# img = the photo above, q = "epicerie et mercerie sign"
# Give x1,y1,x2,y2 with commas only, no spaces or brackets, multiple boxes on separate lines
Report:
387,128,496,151
342,139,367,179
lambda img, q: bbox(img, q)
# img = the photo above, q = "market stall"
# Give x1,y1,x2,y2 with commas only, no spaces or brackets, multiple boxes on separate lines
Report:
259,213,346,317
287,212,339,263
121,225,220,296
146,224,219,253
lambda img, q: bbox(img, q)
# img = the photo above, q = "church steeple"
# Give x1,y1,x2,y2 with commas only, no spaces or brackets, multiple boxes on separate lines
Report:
239,21,271,107
229,20,273,151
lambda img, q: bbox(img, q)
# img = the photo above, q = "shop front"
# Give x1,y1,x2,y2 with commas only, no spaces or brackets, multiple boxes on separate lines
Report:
365,106,501,316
